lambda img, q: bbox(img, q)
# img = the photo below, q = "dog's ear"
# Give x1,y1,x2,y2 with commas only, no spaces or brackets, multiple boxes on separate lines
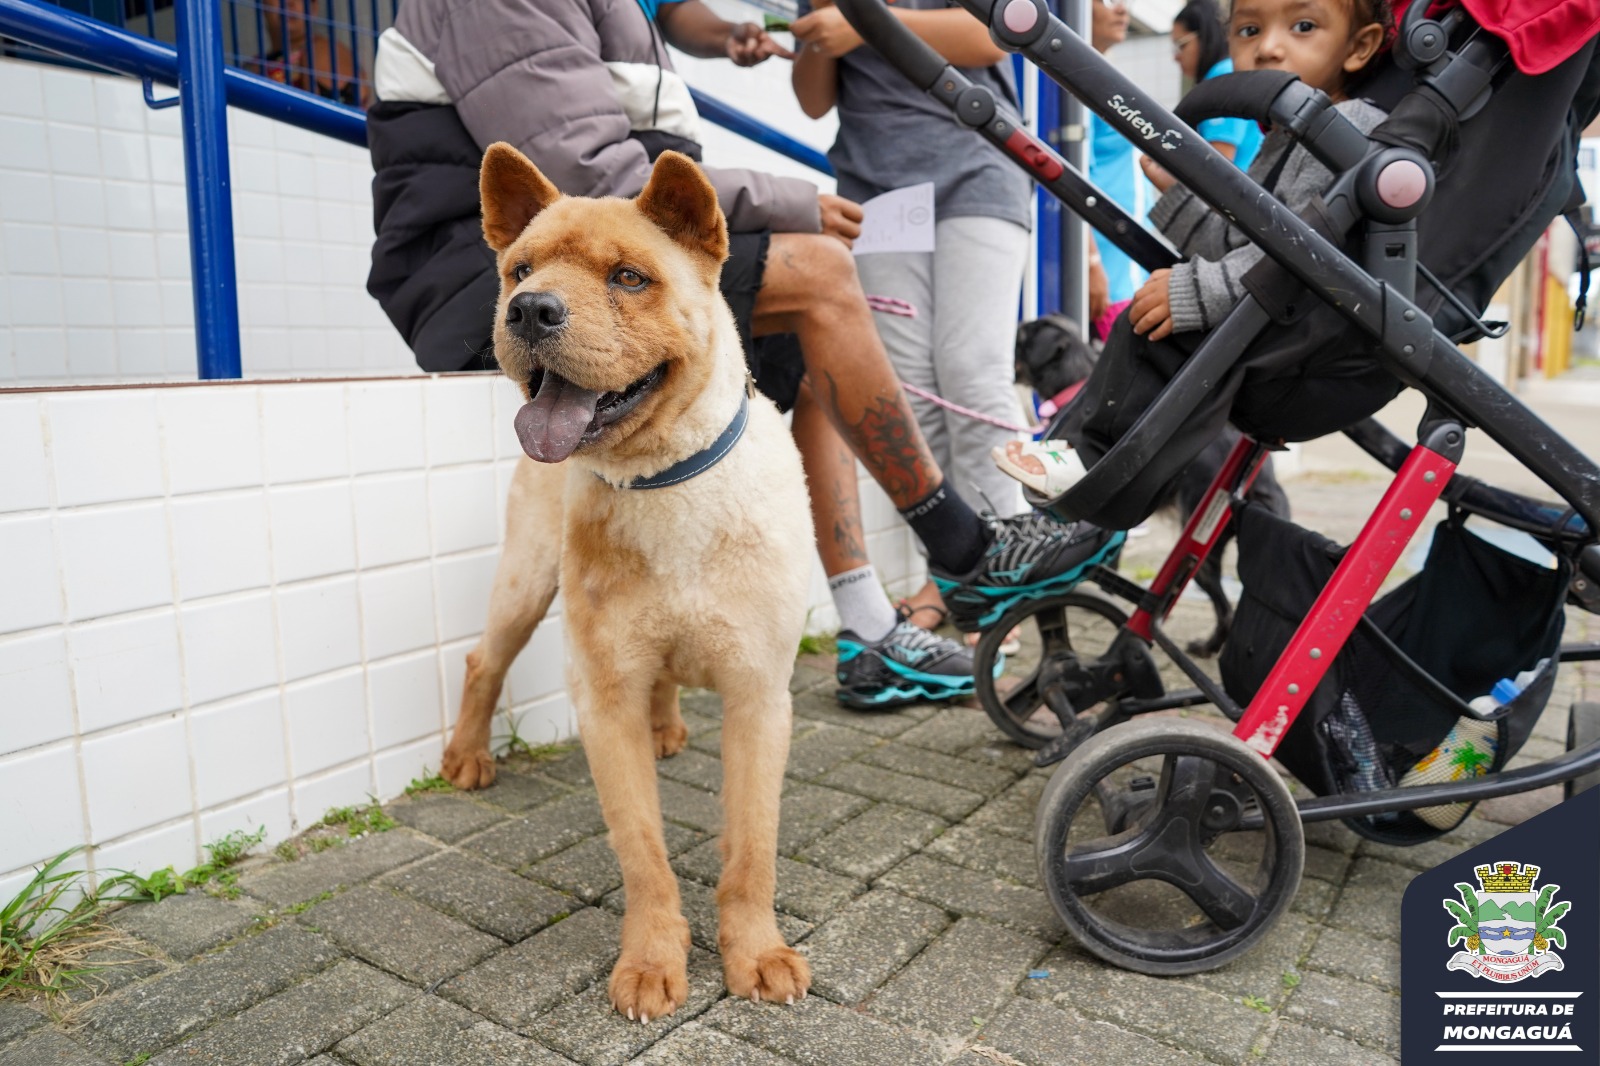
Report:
480,142,562,253
635,151,729,263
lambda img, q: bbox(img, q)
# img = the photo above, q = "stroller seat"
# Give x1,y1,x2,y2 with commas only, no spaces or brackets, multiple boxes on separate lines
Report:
1043,6,1600,532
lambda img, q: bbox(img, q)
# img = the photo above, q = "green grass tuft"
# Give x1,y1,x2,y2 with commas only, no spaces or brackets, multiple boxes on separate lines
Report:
102,826,267,904
320,801,396,837
404,770,455,797
797,632,837,657
1,849,136,998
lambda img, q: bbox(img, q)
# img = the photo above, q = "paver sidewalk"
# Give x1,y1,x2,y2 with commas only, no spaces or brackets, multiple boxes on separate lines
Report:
2,471,1588,1065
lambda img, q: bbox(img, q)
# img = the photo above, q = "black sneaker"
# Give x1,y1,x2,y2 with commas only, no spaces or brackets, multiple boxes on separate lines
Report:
929,512,1125,633
835,621,998,710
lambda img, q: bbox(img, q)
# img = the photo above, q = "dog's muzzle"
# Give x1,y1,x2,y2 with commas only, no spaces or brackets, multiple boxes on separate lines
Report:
505,290,568,344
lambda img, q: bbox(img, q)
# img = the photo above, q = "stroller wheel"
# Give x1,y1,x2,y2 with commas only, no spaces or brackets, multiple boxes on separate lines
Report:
1565,702,1600,799
973,591,1128,749
1035,718,1304,975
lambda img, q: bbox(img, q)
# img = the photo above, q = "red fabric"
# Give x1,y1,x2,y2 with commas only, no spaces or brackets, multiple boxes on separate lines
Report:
1396,0,1600,74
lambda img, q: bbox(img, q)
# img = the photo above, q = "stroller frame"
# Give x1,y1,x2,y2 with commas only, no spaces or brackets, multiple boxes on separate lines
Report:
837,0,1600,971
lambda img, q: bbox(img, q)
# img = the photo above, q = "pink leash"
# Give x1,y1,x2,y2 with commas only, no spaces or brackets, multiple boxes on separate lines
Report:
866,294,1083,436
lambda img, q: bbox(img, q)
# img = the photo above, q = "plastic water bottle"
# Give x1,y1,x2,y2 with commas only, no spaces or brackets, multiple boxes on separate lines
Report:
1402,682,1512,830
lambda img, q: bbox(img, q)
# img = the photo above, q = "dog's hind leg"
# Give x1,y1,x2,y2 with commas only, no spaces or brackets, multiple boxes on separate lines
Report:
579,670,691,1022
443,457,565,790
716,676,811,1004
650,677,688,759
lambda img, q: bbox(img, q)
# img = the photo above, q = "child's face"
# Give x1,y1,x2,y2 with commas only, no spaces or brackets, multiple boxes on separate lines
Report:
1229,0,1385,99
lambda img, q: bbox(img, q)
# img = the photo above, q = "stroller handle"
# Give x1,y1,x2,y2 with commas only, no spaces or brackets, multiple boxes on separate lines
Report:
1172,69,1300,128
832,0,946,91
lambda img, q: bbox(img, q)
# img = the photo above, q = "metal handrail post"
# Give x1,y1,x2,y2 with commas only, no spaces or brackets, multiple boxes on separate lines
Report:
176,0,243,379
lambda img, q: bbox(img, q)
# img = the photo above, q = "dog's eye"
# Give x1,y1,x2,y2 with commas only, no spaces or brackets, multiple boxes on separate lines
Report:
513,264,531,283
612,268,649,291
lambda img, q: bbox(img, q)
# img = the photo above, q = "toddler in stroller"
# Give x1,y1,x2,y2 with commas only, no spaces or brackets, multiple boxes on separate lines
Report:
838,0,1600,974
994,0,1396,517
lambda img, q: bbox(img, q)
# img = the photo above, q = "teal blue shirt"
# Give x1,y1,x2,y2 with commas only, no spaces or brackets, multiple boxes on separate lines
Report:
1087,113,1154,304
1195,59,1263,172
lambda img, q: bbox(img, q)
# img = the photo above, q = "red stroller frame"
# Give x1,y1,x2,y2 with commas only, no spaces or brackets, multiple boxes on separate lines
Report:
838,0,1600,972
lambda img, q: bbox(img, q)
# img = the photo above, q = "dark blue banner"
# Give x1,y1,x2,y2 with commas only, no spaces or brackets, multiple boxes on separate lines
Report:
1402,787,1599,1061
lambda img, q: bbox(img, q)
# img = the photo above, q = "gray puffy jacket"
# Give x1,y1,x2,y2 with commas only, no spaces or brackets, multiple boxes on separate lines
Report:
385,0,821,234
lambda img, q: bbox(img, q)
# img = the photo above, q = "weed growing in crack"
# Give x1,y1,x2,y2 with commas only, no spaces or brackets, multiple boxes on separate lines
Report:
1,850,136,999
405,771,454,797
321,801,397,837
102,826,268,903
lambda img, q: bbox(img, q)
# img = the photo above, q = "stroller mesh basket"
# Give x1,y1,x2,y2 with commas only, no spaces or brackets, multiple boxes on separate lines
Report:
1220,504,1570,844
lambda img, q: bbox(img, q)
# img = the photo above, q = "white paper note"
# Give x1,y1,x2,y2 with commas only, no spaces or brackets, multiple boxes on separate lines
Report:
852,182,936,256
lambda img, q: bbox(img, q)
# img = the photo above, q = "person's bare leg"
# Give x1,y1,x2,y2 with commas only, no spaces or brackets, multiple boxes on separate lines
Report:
790,379,869,579
753,234,941,510
899,578,948,628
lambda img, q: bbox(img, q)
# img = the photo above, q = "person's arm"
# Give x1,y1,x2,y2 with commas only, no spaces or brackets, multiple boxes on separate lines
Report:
441,26,818,233
1167,100,1388,332
791,4,1004,66
657,0,793,65
791,25,839,118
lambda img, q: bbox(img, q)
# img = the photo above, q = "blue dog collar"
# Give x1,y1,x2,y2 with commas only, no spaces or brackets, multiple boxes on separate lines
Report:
606,392,749,490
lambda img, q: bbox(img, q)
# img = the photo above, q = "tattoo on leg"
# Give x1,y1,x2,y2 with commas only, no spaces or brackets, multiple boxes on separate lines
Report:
830,448,869,568
821,370,939,506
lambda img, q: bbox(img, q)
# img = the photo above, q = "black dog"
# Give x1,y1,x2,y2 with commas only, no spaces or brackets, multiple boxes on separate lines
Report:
1014,314,1291,657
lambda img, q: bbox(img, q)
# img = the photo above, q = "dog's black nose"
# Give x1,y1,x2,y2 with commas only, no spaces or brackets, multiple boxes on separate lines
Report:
505,291,568,342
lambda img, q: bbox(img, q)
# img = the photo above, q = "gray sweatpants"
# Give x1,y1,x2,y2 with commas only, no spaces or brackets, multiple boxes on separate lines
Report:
854,214,1031,518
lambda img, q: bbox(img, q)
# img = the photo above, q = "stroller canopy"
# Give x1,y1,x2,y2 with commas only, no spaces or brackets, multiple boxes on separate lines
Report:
1408,0,1600,74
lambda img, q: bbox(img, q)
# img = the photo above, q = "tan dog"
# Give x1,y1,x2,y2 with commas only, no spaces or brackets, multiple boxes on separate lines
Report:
452,143,815,1020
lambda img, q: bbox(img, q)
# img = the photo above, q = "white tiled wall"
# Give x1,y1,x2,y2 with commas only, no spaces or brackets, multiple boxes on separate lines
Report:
0,57,413,384
0,374,924,891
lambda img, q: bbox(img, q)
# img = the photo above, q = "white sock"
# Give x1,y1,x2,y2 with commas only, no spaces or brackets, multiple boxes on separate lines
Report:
828,565,897,642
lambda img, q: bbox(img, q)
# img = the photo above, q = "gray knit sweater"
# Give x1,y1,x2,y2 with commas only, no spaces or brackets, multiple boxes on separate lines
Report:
1148,98,1388,333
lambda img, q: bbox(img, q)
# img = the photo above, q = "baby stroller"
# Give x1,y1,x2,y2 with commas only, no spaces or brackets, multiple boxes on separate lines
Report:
837,0,1600,973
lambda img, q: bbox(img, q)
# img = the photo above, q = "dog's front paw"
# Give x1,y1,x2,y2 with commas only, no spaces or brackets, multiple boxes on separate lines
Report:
609,953,688,1023
652,719,688,759
724,944,811,1005
441,743,497,790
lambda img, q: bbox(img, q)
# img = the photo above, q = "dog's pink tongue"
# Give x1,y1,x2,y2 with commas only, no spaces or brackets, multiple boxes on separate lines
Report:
515,371,602,463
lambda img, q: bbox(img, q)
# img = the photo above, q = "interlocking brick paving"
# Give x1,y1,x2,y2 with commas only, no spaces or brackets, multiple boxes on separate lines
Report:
12,470,1592,1065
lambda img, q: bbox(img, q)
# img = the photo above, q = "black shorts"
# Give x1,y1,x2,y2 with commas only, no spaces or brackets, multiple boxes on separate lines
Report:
723,230,806,414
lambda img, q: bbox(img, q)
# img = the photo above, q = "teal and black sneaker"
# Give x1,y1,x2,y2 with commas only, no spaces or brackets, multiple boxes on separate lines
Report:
835,621,995,711
930,512,1126,633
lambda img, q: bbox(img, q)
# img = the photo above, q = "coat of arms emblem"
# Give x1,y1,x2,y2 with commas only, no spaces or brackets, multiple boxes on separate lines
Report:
1444,861,1569,982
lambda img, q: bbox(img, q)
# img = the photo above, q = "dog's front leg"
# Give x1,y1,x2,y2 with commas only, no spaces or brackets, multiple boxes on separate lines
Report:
578,671,691,1022
716,678,811,1004
445,457,566,789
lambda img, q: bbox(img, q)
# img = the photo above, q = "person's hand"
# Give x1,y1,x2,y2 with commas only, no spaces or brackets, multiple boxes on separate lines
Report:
1139,153,1176,193
726,21,794,65
1088,258,1110,327
791,8,863,58
819,194,864,248
1129,269,1174,340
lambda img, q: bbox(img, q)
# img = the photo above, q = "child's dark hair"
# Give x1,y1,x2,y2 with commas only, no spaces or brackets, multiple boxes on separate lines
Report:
1174,1,1230,83
1345,0,1396,89
1350,0,1396,46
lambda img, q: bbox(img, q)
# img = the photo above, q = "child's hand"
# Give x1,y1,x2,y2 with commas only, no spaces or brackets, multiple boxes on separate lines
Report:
1129,269,1175,341
791,7,862,58
1139,154,1176,193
